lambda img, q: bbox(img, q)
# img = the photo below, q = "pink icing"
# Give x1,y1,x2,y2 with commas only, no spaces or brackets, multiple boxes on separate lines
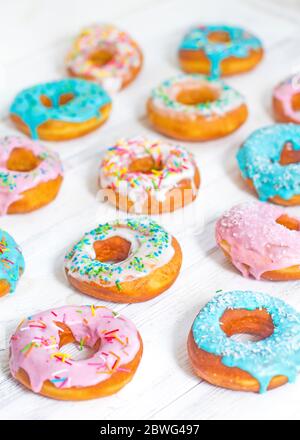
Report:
0,136,63,215
215,201,300,279
9,305,141,393
273,75,300,123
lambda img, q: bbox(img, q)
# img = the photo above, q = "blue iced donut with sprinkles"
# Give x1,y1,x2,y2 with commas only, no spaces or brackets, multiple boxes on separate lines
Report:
0,230,25,297
10,78,112,141
188,291,300,393
179,25,263,79
237,124,300,206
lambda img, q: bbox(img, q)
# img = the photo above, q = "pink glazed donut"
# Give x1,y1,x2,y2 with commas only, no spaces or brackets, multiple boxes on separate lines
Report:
273,74,300,123
9,305,143,400
0,136,63,215
216,201,300,281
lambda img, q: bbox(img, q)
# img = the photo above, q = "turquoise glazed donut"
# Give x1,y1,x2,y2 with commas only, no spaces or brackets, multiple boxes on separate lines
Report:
189,291,300,393
10,78,112,141
0,230,25,296
179,25,263,78
237,124,300,205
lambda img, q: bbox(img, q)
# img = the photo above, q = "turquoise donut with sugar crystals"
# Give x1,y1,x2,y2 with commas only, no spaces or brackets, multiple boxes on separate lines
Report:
179,25,263,78
192,290,300,393
237,124,300,202
0,230,25,294
10,78,111,139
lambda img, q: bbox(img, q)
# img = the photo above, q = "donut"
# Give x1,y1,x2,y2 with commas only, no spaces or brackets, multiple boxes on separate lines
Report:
216,201,300,281
99,137,200,214
188,290,300,393
9,305,143,400
0,230,24,297
0,136,63,215
179,25,263,78
10,78,112,141
66,24,143,93
273,74,300,123
64,218,182,303
147,75,248,141
237,124,300,206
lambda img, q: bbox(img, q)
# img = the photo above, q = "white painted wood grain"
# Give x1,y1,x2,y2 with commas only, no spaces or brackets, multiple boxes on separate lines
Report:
1,0,300,420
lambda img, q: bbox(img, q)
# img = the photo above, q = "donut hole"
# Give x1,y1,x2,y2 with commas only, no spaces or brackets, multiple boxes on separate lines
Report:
279,141,300,165
276,214,300,231
40,93,74,108
176,86,219,106
208,31,231,44
220,308,274,343
292,93,300,112
94,236,132,264
129,156,164,174
57,322,100,361
6,147,41,172
89,48,115,67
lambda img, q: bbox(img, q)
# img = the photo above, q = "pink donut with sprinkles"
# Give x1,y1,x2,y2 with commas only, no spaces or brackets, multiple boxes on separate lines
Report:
0,136,63,215
66,24,143,93
10,305,143,400
216,201,300,281
99,136,200,214
273,74,300,123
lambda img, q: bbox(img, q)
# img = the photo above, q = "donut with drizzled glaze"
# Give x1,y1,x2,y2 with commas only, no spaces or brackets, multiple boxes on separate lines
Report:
64,218,182,302
216,202,300,281
99,137,200,214
188,291,300,393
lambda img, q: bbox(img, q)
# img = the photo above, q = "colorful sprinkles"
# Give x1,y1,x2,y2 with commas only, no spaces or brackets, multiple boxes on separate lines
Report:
66,24,142,93
64,217,174,289
99,136,198,213
9,305,141,393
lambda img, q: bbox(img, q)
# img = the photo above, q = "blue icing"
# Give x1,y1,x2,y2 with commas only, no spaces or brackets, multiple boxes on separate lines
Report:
0,230,25,293
10,78,112,139
192,290,300,393
180,25,262,78
237,124,300,202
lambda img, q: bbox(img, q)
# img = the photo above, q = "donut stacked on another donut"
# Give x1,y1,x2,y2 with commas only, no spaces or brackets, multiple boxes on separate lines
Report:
9,305,143,400
273,74,300,124
0,230,25,297
188,290,300,393
147,75,248,141
216,201,300,281
179,25,263,78
66,24,143,93
10,78,112,141
99,137,200,213
237,124,300,206
0,136,63,215
65,218,182,303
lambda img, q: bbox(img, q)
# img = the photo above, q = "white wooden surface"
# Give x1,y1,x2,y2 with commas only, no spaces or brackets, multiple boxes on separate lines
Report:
1,0,300,421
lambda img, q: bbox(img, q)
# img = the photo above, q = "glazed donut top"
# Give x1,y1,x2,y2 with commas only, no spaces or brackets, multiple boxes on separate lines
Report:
66,24,142,93
0,230,25,293
0,136,63,216
216,202,300,279
274,74,300,123
237,124,300,202
179,25,262,78
9,305,141,392
65,218,174,290
150,75,245,120
99,136,198,213
10,78,111,139
192,290,300,393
